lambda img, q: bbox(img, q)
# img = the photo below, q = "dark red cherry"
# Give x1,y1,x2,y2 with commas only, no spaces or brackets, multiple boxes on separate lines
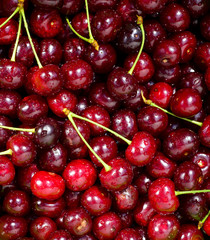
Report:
194,42,210,71
92,9,122,43
39,39,62,66
64,189,82,209
63,159,97,191
0,115,13,149
64,38,86,62
68,144,88,160
160,3,190,32
99,157,133,191
0,156,15,185
93,212,122,240
60,0,84,15
147,214,180,240
62,59,93,90
125,131,157,166
8,36,39,68
17,95,48,125
84,44,117,74
176,224,204,240
124,52,155,84
48,230,72,240
182,0,209,18
32,196,65,218
31,0,62,8
205,67,210,90
63,208,92,236
30,216,57,240
0,18,18,45
135,0,168,14
117,211,133,229
88,0,118,12
115,228,142,240
134,173,153,195
1,0,28,17
199,115,210,148
163,128,200,161
81,185,112,216
170,88,202,117
153,39,181,67
75,96,89,115
76,234,97,240
144,19,166,53
137,106,168,137
31,171,65,200
30,8,62,38
0,215,27,240
47,90,77,118
29,65,63,97
200,14,210,41
107,67,137,100
148,178,179,214
89,135,118,167
3,190,30,217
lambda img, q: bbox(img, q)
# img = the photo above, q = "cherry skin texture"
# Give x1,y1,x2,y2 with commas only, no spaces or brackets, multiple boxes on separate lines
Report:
115,228,141,240
134,173,153,195
203,215,210,236
64,38,86,62
48,230,72,240
148,178,179,214
31,171,65,201
88,0,118,12
62,159,97,191
176,224,204,240
199,115,210,148
31,0,62,8
0,18,18,45
60,0,84,15
0,115,13,149
64,189,82,209
99,157,133,191
0,156,15,185
135,0,168,14
200,14,210,41
205,67,210,90
182,0,209,18
194,42,210,71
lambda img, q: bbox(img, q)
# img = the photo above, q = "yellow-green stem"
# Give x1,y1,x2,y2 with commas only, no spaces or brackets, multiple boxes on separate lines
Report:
63,109,112,172
0,125,35,133
128,16,145,75
84,0,93,41
0,7,20,28
141,91,203,127
175,189,210,196
0,149,13,156
198,210,210,229
11,14,22,62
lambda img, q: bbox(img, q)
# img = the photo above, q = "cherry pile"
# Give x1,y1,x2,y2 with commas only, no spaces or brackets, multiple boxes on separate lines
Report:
0,0,209,239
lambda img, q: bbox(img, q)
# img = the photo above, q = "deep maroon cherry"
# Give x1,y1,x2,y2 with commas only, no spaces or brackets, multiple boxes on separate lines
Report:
30,216,57,240
117,211,133,229
0,215,28,240
64,38,86,62
68,144,88,160
0,115,13,149
48,230,72,240
1,0,28,17
147,214,180,240
81,185,112,216
31,0,62,8
60,0,84,15
182,0,209,18
199,115,210,148
93,212,122,240
76,233,97,240
64,189,82,209
115,228,142,240
200,14,210,41
135,0,168,14
30,8,62,38
176,224,204,240
31,171,65,200
194,42,210,71
163,128,200,161
63,207,92,236
0,18,18,45
99,157,133,191
134,173,153,195
88,0,118,12
0,156,15,185
63,159,97,191
205,67,210,90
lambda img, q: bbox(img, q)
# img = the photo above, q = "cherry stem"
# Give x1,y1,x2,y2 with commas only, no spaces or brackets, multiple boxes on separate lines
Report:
141,91,203,127
0,125,35,133
0,7,20,29
198,210,210,229
20,8,43,69
84,0,93,42
11,13,22,62
63,108,112,172
63,109,132,145
128,16,145,75
175,189,210,196
0,149,13,156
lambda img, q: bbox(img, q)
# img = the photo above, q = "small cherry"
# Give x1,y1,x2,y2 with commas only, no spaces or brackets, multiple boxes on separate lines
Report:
0,156,15,185
48,230,72,240
199,210,210,236
115,228,142,240
177,224,204,240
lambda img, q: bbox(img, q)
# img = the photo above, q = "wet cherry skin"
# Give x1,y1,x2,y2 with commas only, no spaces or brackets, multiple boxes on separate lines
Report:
64,38,86,62
48,229,72,240
88,0,118,12
115,228,141,240
0,116,13,149
199,115,210,148
60,0,84,15
204,215,210,236
0,18,18,45
194,42,210,71
176,224,204,240
135,0,168,14
31,0,62,8
0,156,15,185
134,173,153,195
182,0,209,18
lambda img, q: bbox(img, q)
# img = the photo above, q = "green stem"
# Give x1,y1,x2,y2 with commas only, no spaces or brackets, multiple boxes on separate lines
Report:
0,7,20,28
128,16,145,75
141,91,203,127
0,149,13,156
20,8,43,69
198,210,210,229
64,109,132,145
84,0,93,41
11,14,22,62
0,125,35,133
65,110,112,172
175,189,210,196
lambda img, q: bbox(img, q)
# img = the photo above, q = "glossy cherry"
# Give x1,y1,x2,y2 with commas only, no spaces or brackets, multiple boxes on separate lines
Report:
135,0,168,14
177,224,204,240
182,0,209,18
60,0,84,15
48,230,72,240
0,18,18,45
64,189,82,209
134,173,153,195
199,115,210,148
194,42,210,71
0,156,15,185
64,38,86,62
115,228,141,240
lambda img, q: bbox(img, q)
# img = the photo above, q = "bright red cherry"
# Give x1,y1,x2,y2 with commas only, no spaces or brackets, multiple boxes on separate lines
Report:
0,18,18,45
203,215,210,236
115,228,142,240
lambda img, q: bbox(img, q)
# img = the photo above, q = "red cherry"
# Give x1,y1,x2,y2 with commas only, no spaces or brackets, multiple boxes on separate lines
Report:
0,18,18,45
199,115,210,148
203,215,210,236
0,156,15,185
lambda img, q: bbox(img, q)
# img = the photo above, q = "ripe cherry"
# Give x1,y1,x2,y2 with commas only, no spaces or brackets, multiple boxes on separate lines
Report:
0,18,18,45
0,156,15,185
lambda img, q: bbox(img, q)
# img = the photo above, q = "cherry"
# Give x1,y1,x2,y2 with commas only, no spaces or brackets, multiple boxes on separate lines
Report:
135,0,168,14
75,96,89,115
60,0,84,15
99,157,133,191
63,207,92,236
2,0,28,17
64,38,86,62
147,214,180,240
205,67,210,90
64,189,82,209
31,0,62,8
199,116,210,147
182,0,209,18
48,230,72,240
0,18,18,45
200,14,210,41
0,215,27,240
69,144,88,160
153,39,181,67
134,173,153,195
170,88,202,117
30,8,62,38
0,156,15,185
81,185,112,216
3,190,30,217
76,234,97,240
117,211,134,229
88,0,118,12
194,42,210,71
31,196,65,218
62,159,97,191
176,224,204,240
30,216,57,240
115,228,142,240
203,213,210,236
0,115,13,149
93,212,122,240
31,171,65,200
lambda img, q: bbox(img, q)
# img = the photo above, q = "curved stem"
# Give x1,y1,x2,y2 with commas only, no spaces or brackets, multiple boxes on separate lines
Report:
0,149,13,156
141,91,203,127
11,14,22,62
128,16,145,75
175,189,210,196
84,0,93,41
64,109,111,172
0,7,20,28
63,109,132,145
20,8,43,69
0,125,35,133
198,210,210,229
